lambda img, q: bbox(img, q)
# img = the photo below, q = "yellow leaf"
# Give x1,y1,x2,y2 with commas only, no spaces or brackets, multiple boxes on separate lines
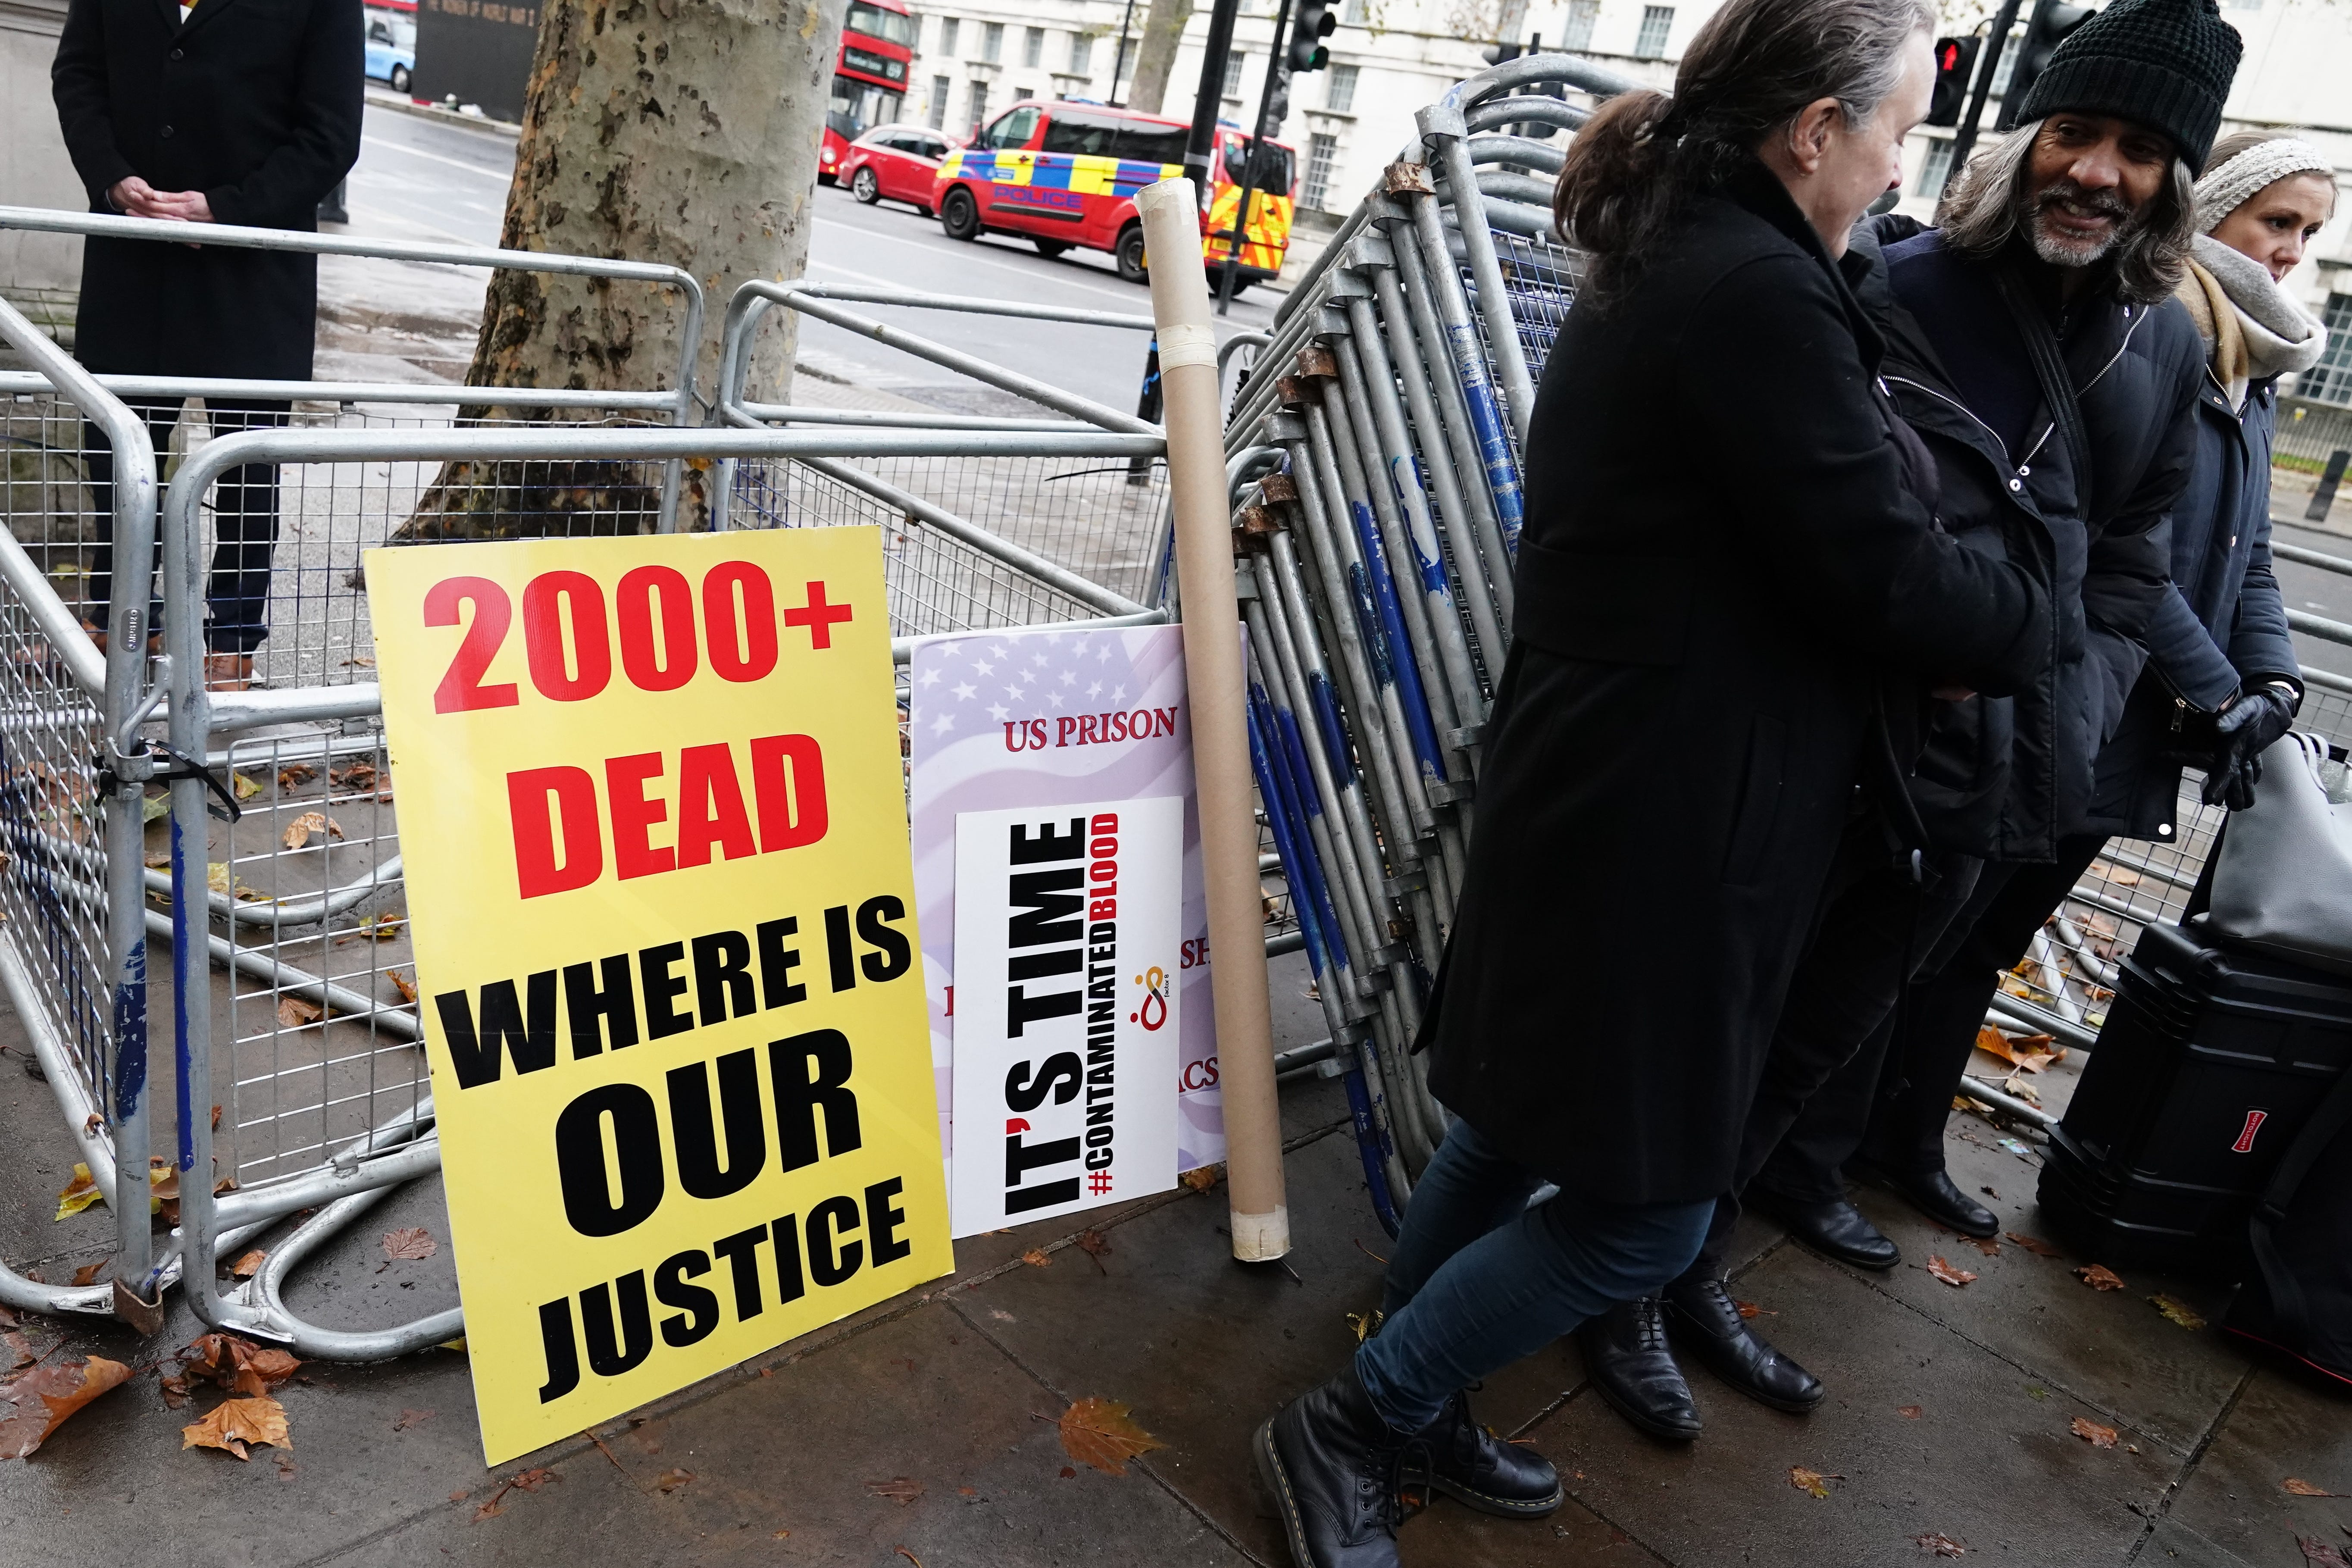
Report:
1057,1397,1165,1476
206,861,230,896
2150,1295,2206,1331
281,811,343,851
231,773,262,801
0,1355,131,1458
54,1162,103,1221
181,1395,290,1460
1789,1465,1841,1499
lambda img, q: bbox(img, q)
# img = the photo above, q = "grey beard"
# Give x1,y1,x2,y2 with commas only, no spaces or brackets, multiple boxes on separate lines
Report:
2024,212,2117,268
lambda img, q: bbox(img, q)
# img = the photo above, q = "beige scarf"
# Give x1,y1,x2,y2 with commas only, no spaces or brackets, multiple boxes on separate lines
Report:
2174,233,2327,412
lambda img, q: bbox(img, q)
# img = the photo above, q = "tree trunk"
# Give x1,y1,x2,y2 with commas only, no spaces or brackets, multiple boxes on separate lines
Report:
1126,0,1195,116
405,0,846,538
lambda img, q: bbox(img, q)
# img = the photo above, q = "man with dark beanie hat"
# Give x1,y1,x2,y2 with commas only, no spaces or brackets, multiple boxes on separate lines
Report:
1580,0,2239,1442
2016,0,2245,175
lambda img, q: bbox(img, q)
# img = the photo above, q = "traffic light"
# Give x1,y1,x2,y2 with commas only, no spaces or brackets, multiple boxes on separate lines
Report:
1926,36,1979,127
1288,0,1335,73
1997,0,2094,129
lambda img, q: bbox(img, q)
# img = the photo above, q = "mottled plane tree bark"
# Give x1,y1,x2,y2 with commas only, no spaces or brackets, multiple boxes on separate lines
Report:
1124,0,1194,115
406,0,846,536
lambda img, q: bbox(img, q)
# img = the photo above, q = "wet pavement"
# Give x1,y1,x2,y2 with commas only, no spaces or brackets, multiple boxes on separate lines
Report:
0,949,2347,1568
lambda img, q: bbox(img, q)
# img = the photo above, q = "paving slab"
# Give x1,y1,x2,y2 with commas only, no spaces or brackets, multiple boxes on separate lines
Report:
1531,1243,2179,1567
2159,1365,2352,1567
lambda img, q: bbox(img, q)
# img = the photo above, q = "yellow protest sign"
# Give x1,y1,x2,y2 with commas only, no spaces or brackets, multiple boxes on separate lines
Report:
366,527,948,1465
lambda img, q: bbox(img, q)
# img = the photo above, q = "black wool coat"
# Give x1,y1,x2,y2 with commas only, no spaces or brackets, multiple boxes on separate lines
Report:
53,0,363,379
1419,164,2052,1207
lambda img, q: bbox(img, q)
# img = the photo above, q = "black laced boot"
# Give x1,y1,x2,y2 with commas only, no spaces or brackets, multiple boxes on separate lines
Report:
1663,1277,1824,1412
1255,1362,1414,1568
1401,1389,1562,1517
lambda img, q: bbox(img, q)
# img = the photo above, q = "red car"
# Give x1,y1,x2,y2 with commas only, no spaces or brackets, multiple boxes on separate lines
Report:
839,123,957,215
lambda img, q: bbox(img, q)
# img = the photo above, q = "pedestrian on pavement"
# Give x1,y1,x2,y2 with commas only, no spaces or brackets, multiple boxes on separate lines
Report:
1575,0,2236,1446
52,0,363,689
1250,0,2052,1559
1771,123,2330,1255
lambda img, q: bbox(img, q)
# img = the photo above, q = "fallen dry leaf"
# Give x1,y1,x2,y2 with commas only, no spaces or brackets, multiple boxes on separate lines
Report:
867,1476,923,1505
1020,1248,1051,1268
231,1251,266,1280
181,1333,302,1397
654,1468,693,1493
1789,1466,1841,1499
280,811,344,851
2286,1479,2346,1497
1897,1405,1924,1419
2077,1264,2126,1292
1076,1230,1112,1273
1915,1534,1967,1558
0,1355,131,1458
2070,1415,2119,1449
1178,1167,1219,1192
355,911,406,942
1926,1256,1977,1288
1735,1300,1777,1319
158,1373,190,1410
473,1466,559,1519
332,760,379,789
276,995,323,1030
2150,1295,2206,1330
1057,1397,1165,1477
2297,1538,2352,1568
2,1332,34,1372
70,1263,103,1288
231,773,262,801
388,969,419,1004
2006,1232,2064,1258
1974,1025,2062,1073
393,1408,434,1432
895,1548,923,1568
276,764,316,790
1969,1236,2001,1256
54,1163,103,1221
382,1227,437,1262
182,1395,290,1460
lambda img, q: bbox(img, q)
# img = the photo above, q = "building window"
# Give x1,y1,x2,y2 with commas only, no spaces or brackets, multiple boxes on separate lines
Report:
1068,33,1091,74
982,20,1003,61
1914,136,1955,197
937,16,958,54
928,75,950,127
1989,26,2023,95
1114,36,1137,89
1340,0,1367,25
1324,62,1357,113
1024,25,1045,66
1559,0,1598,49
1303,131,1339,209
1222,51,1247,95
2303,294,2352,404
1635,5,1673,57
968,78,989,133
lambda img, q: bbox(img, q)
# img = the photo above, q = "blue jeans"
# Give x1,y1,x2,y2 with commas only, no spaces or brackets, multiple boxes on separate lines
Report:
1354,1119,1713,1432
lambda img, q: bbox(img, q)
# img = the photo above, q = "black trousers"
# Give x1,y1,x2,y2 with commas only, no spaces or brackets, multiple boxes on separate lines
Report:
83,397,291,654
1676,813,1983,1283
1755,830,2111,1198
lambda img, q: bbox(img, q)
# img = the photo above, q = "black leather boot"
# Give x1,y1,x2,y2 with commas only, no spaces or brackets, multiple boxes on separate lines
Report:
1576,1297,1702,1442
1746,1188,1900,1270
1255,1363,1412,1568
1401,1390,1562,1518
1873,1164,1999,1238
1664,1277,1824,1413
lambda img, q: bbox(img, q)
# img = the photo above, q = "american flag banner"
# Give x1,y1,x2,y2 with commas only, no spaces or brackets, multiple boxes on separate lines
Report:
907,623,1223,1183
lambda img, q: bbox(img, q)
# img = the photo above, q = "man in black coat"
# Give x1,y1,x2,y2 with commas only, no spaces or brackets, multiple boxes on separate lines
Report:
1581,0,2233,1442
53,0,362,686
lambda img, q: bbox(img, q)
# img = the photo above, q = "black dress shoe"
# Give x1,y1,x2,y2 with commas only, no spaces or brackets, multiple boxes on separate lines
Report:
1255,1364,1410,1568
1875,1165,1999,1238
1747,1188,1901,1270
1576,1298,1702,1442
1664,1277,1824,1413
1401,1389,1562,1518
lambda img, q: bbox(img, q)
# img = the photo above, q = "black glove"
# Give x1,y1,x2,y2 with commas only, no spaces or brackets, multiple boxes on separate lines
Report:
2201,683,2299,808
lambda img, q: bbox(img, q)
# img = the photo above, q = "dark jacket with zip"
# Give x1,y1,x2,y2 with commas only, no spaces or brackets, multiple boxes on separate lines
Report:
1870,225,2204,861
2087,371,2299,842
52,0,362,380
1420,164,2049,1206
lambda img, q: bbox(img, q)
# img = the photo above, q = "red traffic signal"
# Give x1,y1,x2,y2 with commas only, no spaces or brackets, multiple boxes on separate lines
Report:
1927,35,1980,127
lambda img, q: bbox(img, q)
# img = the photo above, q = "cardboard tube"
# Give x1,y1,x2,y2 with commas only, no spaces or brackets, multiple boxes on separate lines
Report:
1137,178,1290,1262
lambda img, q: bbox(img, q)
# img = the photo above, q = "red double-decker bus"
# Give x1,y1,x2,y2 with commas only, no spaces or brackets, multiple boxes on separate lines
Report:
820,0,917,185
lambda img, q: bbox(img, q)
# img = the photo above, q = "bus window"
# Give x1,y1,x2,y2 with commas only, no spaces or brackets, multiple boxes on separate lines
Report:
1113,124,1188,166
1040,110,1122,158
982,105,1042,149
844,0,917,44
828,78,903,141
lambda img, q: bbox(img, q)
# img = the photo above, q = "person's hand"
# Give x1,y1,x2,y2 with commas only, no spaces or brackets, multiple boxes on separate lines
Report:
141,188,213,223
2201,682,2298,808
1930,683,1976,701
107,175,158,215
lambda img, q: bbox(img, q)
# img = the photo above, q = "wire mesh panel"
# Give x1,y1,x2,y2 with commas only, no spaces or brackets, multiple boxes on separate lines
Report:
0,394,114,1115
